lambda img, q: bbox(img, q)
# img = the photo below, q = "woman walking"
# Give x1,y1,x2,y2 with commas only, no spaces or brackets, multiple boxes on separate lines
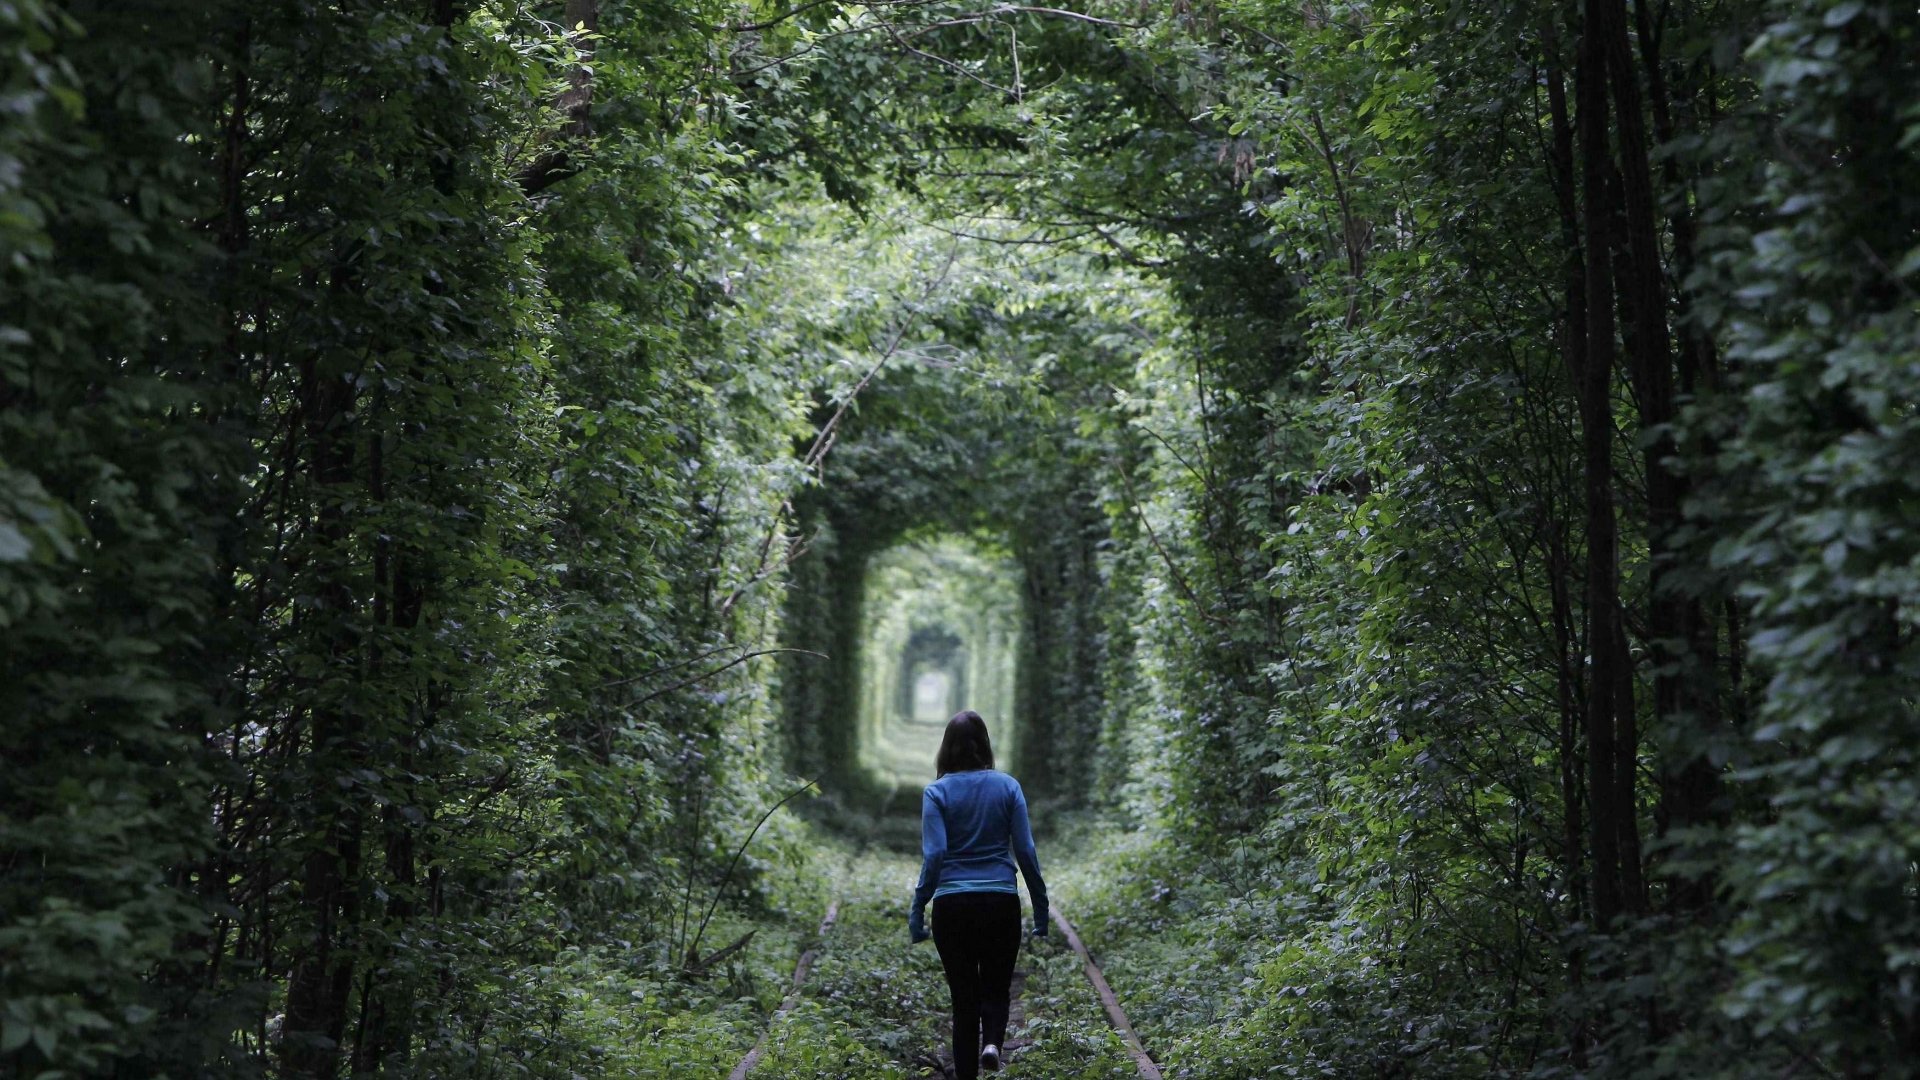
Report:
908,710,1048,1076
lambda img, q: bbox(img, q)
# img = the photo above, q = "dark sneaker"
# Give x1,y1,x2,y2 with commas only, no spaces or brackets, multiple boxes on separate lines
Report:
980,1044,1000,1072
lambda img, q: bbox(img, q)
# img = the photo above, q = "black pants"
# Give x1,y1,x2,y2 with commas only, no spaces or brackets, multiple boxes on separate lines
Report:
931,891,1021,1078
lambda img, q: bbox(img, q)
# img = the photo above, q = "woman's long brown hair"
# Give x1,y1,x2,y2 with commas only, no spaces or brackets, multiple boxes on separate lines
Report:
935,710,994,777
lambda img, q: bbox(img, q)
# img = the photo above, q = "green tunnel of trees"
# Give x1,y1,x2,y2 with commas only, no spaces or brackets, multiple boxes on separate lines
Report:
841,537,1022,792
775,342,1123,808
4,0,1920,1078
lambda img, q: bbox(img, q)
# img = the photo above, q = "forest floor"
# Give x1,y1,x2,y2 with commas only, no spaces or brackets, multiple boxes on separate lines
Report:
734,835,1157,1079
549,809,1275,1077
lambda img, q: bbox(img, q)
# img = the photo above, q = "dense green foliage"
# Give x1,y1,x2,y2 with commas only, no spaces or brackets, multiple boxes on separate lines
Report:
4,0,1917,1078
4,2,816,1075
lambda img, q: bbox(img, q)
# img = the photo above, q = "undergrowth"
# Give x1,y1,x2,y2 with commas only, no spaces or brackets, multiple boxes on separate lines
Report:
672,814,1155,1079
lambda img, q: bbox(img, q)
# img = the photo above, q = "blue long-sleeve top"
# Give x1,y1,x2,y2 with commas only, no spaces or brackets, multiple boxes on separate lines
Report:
910,769,1047,934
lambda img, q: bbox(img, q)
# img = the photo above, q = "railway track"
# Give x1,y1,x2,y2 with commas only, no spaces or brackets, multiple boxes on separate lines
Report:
1051,907,1163,1080
727,899,841,1080
730,895,1161,1078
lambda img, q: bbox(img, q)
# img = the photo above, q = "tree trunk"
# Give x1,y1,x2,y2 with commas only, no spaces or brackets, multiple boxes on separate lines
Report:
1627,0,1726,913
1574,0,1632,929
281,362,364,1080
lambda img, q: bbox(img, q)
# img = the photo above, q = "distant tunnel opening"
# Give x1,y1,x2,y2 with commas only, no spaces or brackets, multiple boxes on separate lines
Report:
854,536,1021,792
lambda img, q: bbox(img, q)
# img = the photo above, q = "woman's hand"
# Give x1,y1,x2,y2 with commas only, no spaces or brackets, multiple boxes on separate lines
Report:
908,911,930,944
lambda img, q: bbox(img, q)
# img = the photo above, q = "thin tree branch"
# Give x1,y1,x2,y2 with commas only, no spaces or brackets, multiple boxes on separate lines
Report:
881,17,1016,97
687,779,820,968
717,246,961,621
601,648,829,700
1134,422,1211,492
596,644,737,691
729,0,839,32
1117,462,1224,626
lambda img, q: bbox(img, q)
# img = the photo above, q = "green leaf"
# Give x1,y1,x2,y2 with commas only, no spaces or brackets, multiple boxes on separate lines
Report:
1822,1,1864,26
0,522,31,562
